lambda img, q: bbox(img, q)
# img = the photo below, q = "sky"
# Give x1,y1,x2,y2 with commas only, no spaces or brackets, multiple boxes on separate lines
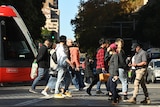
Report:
59,0,80,40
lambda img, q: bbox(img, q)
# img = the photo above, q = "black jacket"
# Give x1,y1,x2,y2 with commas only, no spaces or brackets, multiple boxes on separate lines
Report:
36,45,50,68
118,49,127,69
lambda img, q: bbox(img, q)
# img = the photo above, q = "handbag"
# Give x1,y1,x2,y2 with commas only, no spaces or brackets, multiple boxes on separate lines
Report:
99,73,110,82
30,59,38,79
49,68,58,77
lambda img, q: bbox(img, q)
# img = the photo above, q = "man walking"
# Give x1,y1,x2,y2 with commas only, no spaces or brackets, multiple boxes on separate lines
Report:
53,35,73,98
126,43,151,104
29,39,51,93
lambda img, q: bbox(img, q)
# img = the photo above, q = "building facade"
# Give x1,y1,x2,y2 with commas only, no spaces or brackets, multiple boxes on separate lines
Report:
41,0,60,40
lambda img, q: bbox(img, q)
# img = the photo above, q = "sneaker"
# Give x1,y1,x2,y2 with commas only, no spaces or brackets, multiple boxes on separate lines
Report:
112,101,118,105
64,91,72,97
123,95,129,101
50,89,54,94
126,97,136,104
96,90,104,94
140,97,151,104
29,88,38,94
117,96,122,103
41,90,49,96
79,88,84,91
86,88,91,96
108,95,113,100
54,93,65,98
116,89,122,93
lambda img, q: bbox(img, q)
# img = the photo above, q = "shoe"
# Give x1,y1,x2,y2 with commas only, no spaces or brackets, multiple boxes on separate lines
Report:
50,89,54,94
116,89,122,93
64,91,72,97
84,82,89,86
96,90,104,94
54,93,65,98
108,96,112,100
112,101,118,105
123,95,129,101
29,88,38,94
73,88,79,91
41,90,49,96
108,96,113,100
86,88,91,96
140,97,151,104
79,88,84,91
117,96,122,103
126,97,136,104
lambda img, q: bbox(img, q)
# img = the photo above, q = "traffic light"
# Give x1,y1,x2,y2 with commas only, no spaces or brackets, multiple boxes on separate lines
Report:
51,31,56,40
51,35,55,39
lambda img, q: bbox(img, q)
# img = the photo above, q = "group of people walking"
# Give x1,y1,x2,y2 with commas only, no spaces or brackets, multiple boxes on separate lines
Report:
86,37,151,105
29,35,151,105
29,35,85,98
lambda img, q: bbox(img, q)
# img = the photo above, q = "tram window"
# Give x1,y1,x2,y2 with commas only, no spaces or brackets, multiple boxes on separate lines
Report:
2,17,34,59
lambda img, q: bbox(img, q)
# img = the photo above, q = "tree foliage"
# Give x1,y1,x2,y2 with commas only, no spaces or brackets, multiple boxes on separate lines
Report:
135,0,160,47
71,0,160,55
71,0,137,54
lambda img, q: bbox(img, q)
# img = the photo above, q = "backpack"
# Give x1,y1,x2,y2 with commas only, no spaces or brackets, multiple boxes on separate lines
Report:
52,50,57,64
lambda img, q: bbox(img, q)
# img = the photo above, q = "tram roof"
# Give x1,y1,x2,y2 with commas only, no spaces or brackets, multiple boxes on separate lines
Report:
0,5,16,17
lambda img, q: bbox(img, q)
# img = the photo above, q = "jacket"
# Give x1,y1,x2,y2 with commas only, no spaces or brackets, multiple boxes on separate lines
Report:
56,44,68,67
69,46,80,68
109,53,119,76
36,44,50,68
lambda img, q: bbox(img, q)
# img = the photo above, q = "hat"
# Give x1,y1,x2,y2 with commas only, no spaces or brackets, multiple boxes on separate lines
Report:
109,43,117,50
59,35,66,42
131,43,140,51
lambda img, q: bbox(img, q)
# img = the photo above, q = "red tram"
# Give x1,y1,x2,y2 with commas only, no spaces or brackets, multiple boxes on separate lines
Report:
0,5,38,82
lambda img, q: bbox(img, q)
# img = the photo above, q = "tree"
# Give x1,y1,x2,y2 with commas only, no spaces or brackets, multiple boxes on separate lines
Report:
135,0,160,47
71,0,137,54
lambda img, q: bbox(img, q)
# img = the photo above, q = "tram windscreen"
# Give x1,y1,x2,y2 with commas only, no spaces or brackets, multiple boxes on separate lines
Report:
1,17,34,60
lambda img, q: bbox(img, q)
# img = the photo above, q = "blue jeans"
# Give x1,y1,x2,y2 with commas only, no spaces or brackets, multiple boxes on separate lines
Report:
96,80,107,91
118,68,128,93
72,70,85,89
47,76,57,90
96,81,101,91
31,68,49,90
54,67,66,94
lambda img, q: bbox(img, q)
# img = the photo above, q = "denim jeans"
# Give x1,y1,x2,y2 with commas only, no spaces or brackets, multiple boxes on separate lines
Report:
31,68,49,90
54,67,66,94
96,80,107,91
72,70,85,89
118,68,128,93
96,81,101,91
64,68,72,91
47,76,57,90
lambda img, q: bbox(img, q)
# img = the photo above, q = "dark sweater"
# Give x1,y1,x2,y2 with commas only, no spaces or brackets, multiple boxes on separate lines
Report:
117,49,127,69
36,45,50,68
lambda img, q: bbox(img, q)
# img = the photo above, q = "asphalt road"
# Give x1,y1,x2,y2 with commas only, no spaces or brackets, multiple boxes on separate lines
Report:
0,82,160,107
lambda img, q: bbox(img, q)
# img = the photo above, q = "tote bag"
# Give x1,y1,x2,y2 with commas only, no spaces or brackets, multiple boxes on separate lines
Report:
99,73,110,82
30,60,38,79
